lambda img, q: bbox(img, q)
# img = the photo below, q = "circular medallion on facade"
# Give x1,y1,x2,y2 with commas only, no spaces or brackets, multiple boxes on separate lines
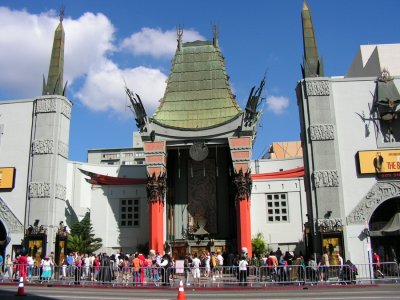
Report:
189,142,208,161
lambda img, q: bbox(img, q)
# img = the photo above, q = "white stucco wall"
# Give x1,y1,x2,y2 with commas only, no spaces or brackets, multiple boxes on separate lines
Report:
328,76,400,264
250,158,307,254
0,99,34,254
66,162,148,254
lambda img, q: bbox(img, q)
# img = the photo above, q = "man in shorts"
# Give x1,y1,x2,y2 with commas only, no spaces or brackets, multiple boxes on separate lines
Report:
191,253,202,285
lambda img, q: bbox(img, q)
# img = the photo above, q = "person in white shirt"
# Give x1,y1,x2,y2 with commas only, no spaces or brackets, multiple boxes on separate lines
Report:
238,256,248,286
216,252,224,278
27,255,34,281
191,253,202,285
204,253,211,277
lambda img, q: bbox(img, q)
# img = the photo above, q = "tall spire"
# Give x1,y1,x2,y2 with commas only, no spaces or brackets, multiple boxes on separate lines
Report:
42,7,67,96
301,0,324,78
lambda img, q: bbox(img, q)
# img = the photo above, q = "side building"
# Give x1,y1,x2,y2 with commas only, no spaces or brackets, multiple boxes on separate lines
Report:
297,0,400,265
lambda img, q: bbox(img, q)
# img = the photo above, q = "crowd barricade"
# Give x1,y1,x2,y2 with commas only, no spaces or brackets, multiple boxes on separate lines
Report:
3,262,400,287
258,265,306,286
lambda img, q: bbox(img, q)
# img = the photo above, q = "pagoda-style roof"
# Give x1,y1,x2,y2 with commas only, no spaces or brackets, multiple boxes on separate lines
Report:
151,40,242,130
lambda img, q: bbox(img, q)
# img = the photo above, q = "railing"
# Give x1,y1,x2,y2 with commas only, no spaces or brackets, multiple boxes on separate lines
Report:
1,262,399,287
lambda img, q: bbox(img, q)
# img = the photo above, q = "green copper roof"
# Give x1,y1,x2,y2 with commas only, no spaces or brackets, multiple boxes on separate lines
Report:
152,40,242,129
42,16,66,96
301,0,324,78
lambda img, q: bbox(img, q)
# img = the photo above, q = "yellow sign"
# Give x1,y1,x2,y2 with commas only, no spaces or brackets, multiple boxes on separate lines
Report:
0,167,15,189
358,150,400,174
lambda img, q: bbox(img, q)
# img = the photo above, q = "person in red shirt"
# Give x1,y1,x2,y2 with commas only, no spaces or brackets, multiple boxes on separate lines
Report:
17,252,28,280
373,252,384,278
138,254,146,284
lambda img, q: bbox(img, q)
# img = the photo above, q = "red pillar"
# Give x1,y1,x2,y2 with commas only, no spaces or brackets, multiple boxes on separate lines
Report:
236,196,252,257
144,141,167,254
228,137,253,257
149,199,164,254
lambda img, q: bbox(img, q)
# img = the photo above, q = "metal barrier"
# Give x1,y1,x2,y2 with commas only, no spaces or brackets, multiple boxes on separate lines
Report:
2,262,399,287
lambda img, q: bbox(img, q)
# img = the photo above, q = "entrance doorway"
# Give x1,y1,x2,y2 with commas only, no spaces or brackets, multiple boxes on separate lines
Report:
369,197,400,262
0,221,7,258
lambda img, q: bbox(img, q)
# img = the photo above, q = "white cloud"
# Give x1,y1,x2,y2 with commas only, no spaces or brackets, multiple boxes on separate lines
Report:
121,27,205,58
0,7,116,99
266,95,289,115
75,60,167,117
0,8,193,117
64,12,116,84
0,7,55,97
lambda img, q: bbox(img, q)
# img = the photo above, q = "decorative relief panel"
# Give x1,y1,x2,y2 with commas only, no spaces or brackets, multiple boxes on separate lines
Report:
310,124,335,141
55,184,66,200
0,197,24,233
313,170,339,188
305,81,330,96
36,99,57,113
347,181,400,224
317,218,343,233
29,182,51,198
32,139,54,155
58,141,69,159
61,101,71,119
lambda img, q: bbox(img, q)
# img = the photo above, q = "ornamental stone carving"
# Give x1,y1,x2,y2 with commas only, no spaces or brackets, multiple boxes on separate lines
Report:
306,81,330,96
61,101,71,119
347,181,400,224
233,169,252,200
317,218,343,233
313,170,339,188
310,124,335,141
36,99,57,113
58,141,69,158
146,173,166,202
0,197,24,233
55,184,66,200
29,182,51,198
32,139,54,155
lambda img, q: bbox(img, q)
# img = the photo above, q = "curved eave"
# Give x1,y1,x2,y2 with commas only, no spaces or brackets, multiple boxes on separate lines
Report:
150,112,243,131
252,167,304,180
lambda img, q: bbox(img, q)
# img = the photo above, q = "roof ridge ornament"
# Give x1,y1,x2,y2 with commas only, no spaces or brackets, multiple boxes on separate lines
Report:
59,5,65,23
378,68,392,83
212,24,219,48
177,24,183,51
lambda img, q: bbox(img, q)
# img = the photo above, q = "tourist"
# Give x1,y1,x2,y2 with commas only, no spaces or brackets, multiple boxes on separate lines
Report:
238,255,248,286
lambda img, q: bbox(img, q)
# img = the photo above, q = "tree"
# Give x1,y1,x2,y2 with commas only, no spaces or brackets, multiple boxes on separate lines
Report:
67,212,102,254
252,232,269,256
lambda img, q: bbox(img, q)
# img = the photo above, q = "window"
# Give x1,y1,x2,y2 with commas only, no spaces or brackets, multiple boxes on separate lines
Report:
120,199,140,227
266,193,288,222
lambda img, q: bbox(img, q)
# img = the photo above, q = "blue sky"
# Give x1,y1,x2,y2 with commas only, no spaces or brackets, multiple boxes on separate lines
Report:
0,0,399,162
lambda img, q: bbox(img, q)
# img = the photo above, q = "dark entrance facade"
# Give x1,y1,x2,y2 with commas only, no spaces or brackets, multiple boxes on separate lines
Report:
166,146,236,256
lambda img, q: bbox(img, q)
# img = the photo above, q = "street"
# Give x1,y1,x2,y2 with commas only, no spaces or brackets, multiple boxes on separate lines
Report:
0,284,400,299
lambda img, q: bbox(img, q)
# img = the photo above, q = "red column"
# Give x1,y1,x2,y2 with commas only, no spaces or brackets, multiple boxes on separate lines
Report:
144,141,167,254
149,199,164,254
236,196,252,257
228,137,253,257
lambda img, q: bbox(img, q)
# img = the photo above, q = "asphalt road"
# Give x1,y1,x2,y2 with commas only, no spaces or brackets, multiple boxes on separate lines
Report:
1,284,400,299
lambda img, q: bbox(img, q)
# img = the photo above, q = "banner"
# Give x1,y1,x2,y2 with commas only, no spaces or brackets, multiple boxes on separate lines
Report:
358,150,400,174
0,167,15,189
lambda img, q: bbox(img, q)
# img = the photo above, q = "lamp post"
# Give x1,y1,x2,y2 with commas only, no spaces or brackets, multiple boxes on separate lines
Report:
364,221,374,283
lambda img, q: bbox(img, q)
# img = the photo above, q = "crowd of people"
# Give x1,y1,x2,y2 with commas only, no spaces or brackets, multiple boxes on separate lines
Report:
0,247,392,286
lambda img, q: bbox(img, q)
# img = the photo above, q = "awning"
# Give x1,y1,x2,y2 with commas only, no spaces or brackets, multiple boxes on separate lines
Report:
370,212,400,236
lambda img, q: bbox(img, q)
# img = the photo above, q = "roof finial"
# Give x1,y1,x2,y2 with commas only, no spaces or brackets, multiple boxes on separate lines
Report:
212,24,219,48
177,24,183,51
59,5,65,23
